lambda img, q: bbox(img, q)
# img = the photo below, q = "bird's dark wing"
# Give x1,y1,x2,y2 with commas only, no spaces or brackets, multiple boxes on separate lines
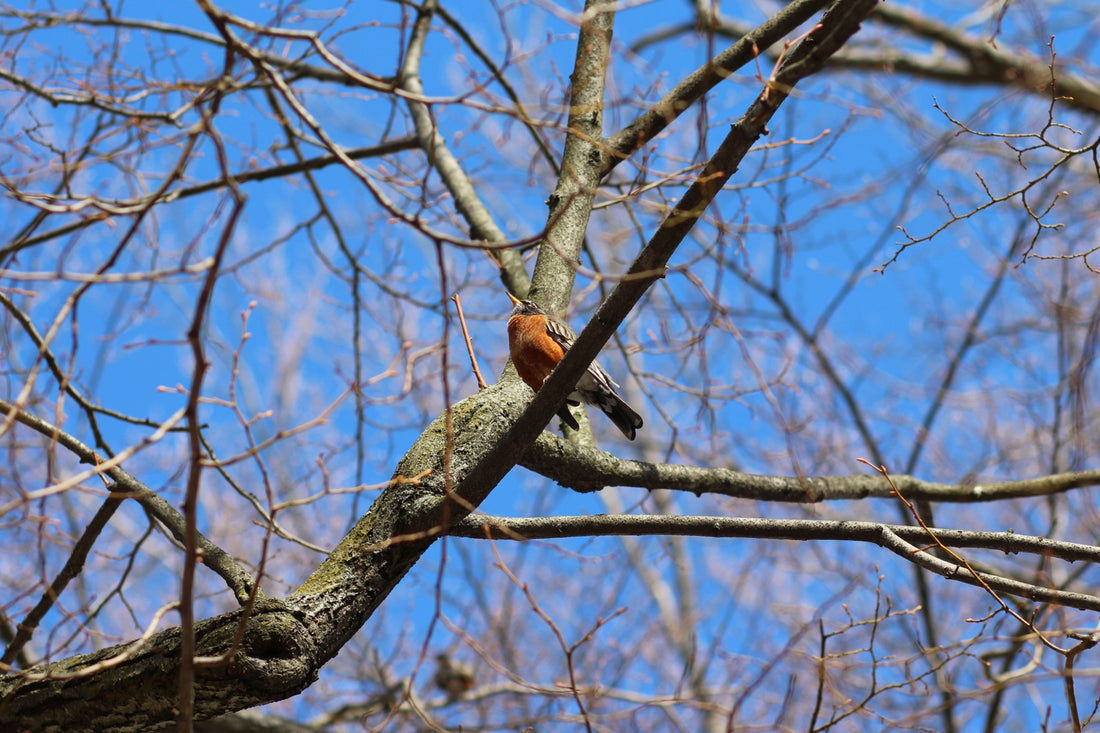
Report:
545,313,622,392
543,311,643,439
544,315,577,351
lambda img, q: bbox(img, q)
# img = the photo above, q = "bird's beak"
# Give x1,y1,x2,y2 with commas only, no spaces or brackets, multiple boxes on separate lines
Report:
506,292,522,306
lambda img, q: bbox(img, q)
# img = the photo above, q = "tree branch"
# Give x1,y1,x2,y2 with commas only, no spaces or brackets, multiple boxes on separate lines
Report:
449,513,1100,611
522,433,1100,501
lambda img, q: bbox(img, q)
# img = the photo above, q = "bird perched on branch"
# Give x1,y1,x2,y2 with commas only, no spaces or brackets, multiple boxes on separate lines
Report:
507,292,643,440
433,653,475,702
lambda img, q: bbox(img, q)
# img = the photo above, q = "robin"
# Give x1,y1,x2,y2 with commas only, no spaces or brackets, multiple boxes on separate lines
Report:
507,292,643,440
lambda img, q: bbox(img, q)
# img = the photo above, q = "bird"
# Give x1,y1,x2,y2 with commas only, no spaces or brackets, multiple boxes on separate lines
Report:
433,653,475,702
507,292,643,440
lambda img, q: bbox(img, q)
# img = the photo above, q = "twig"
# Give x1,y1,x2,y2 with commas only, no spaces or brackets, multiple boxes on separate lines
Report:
1064,629,1100,733
451,293,487,390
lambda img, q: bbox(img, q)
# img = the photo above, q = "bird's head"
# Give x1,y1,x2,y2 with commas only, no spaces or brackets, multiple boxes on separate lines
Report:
507,292,545,317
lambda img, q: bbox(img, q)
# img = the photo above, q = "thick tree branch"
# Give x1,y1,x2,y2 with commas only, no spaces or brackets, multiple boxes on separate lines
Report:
529,0,618,313
869,5,1100,115
522,433,1100,501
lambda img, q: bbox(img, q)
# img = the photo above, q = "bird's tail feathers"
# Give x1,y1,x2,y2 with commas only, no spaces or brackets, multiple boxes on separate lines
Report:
601,396,643,441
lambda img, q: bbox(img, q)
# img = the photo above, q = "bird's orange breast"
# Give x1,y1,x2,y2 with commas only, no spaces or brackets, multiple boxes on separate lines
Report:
508,314,566,391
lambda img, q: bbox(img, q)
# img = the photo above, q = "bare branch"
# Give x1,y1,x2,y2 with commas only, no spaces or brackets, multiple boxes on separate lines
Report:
450,513,1100,611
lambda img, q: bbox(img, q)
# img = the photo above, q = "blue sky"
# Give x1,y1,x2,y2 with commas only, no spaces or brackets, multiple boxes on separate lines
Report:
3,1,1099,730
